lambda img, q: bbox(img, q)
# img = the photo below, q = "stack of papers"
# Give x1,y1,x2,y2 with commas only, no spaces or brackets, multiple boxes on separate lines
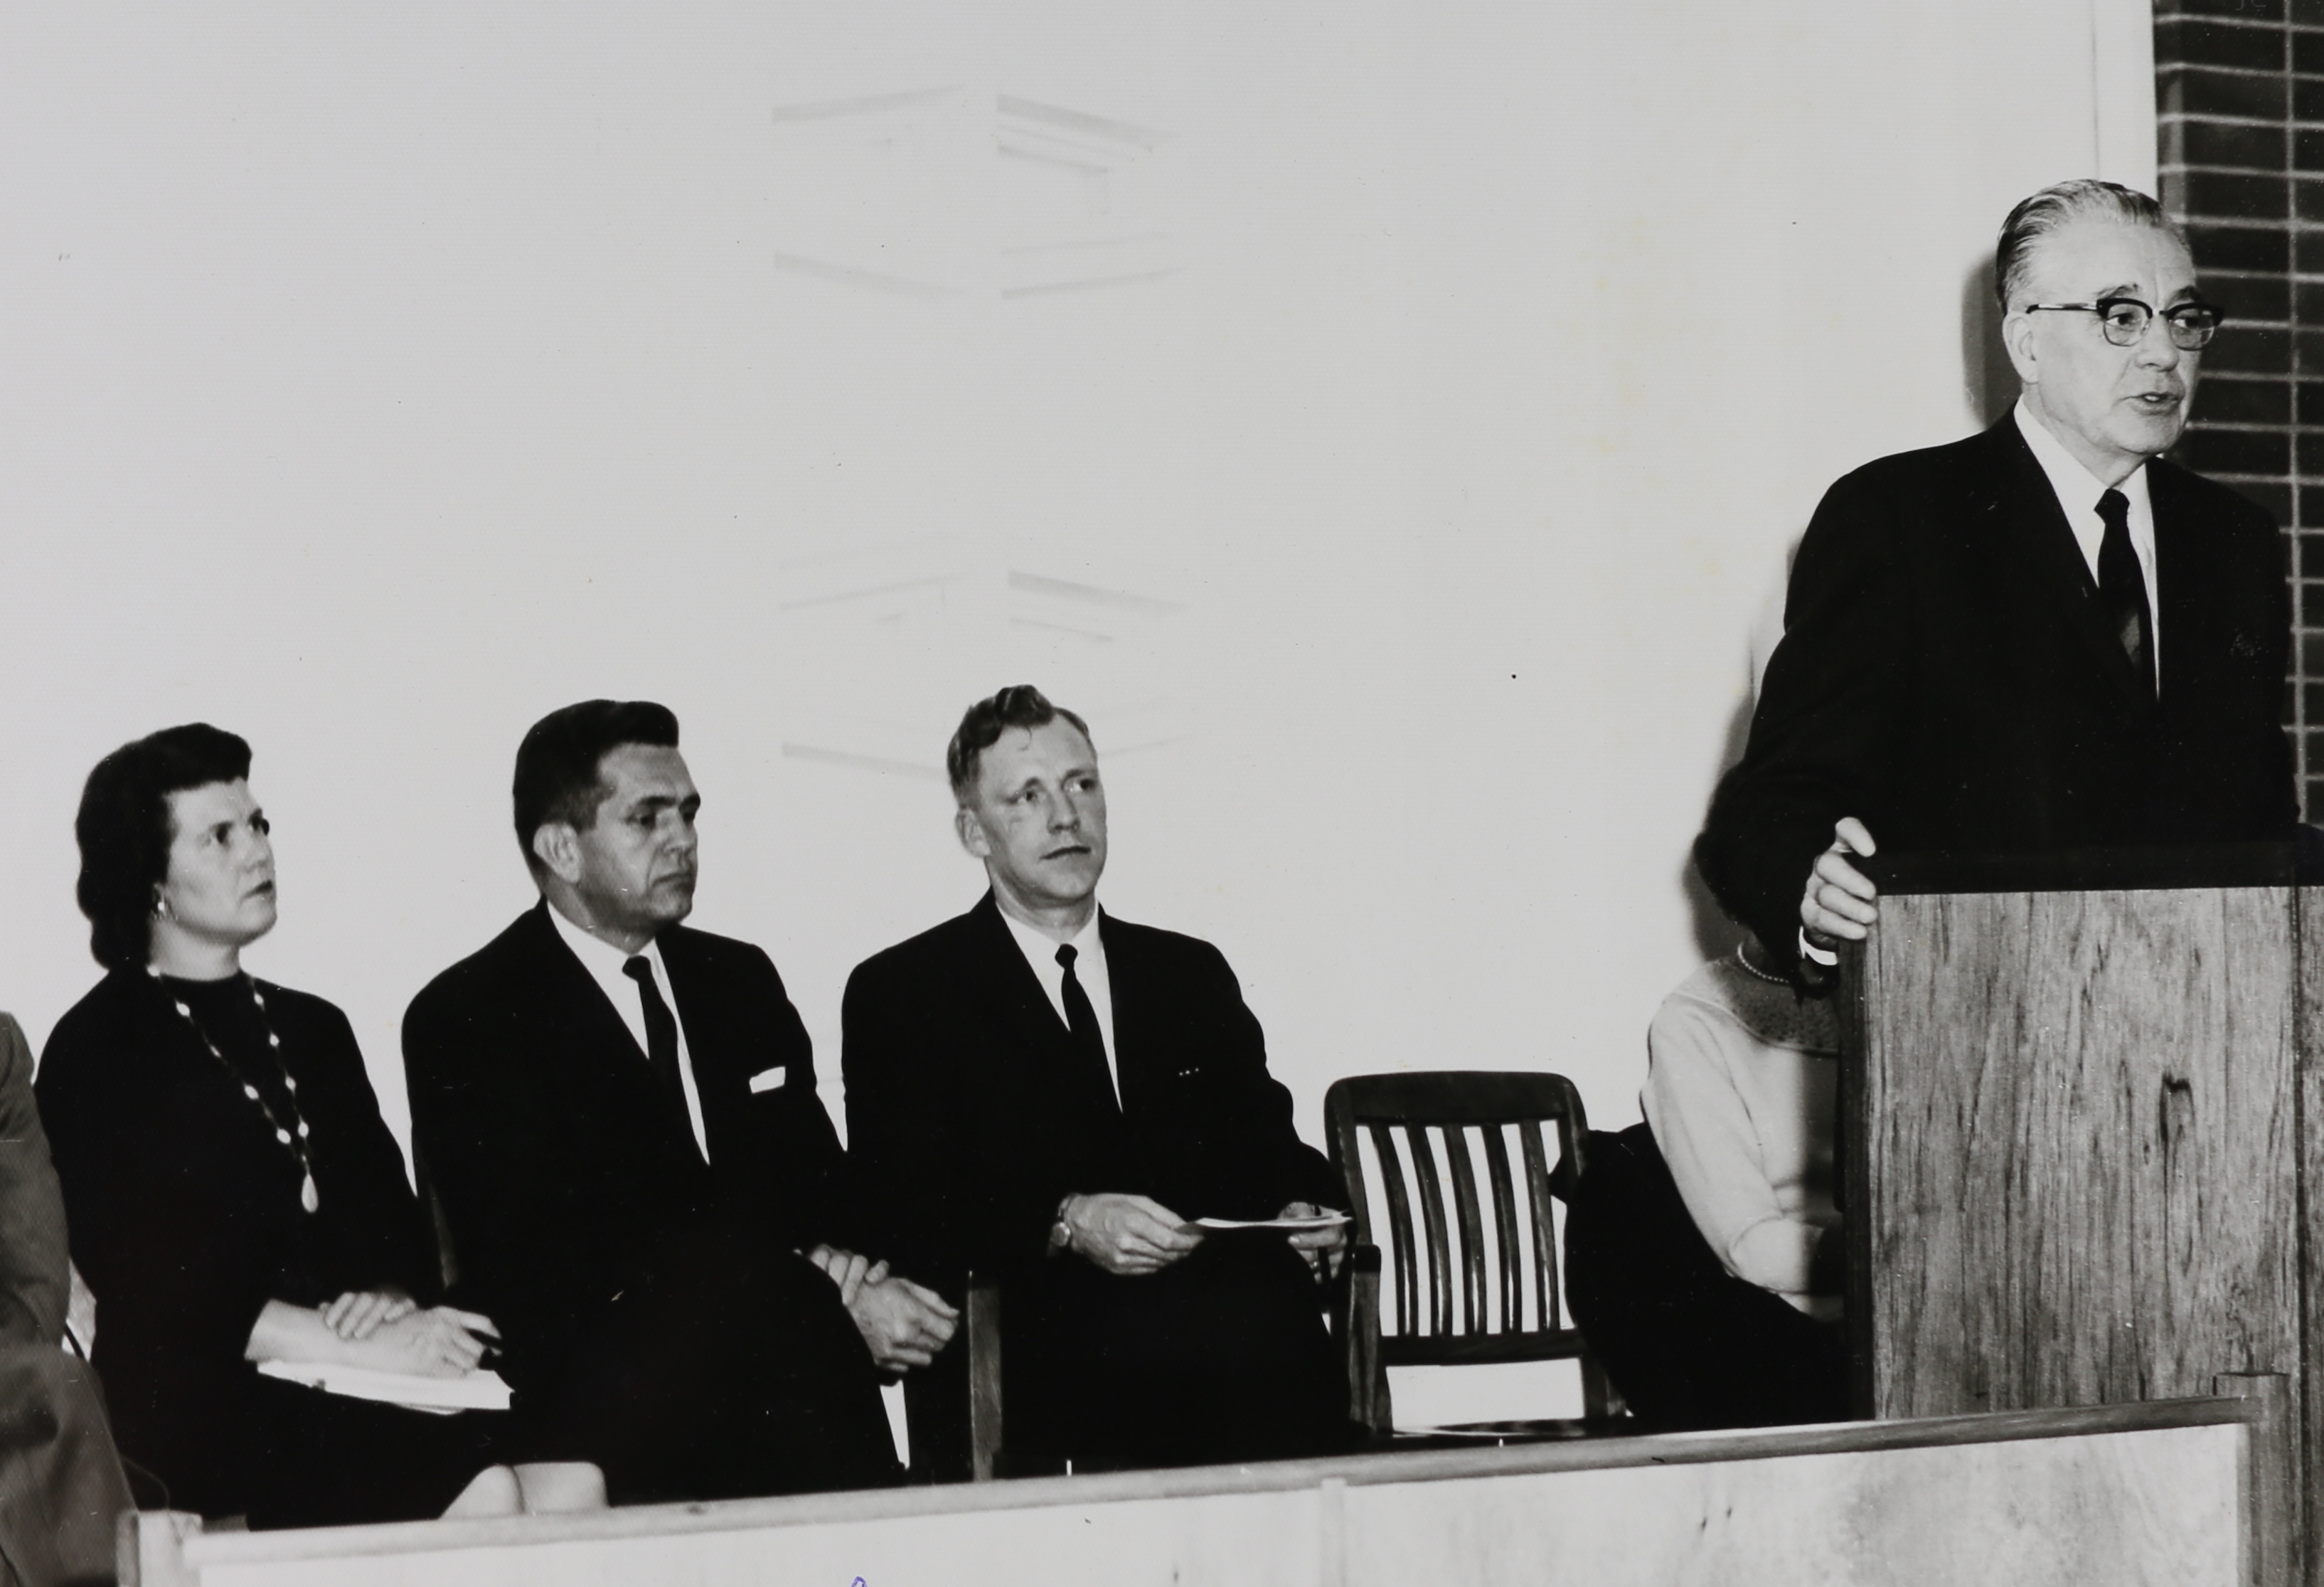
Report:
257,1359,512,1414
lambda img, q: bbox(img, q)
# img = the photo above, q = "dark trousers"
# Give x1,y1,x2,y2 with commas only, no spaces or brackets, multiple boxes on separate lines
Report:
523,1221,900,1505
1020,1236,1346,1472
242,1376,515,1531
904,1237,1348,1480
1563,1123,1848,1433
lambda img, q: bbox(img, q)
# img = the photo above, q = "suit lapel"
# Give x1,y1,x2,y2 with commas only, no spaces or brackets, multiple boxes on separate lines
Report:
966,894,1075,1057
516,904,645,1070
1097,911,1154,1115
2146,461,2205,709
967,894,1131,1155
518,903,705,1173
1983,418,2160,718
656,927,737,1152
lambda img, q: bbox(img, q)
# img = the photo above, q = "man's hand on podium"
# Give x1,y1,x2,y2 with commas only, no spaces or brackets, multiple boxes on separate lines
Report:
1799,817,1880,967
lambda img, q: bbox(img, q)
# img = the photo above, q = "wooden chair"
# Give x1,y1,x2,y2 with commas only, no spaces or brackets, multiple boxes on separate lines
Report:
1324,1071,1619,1439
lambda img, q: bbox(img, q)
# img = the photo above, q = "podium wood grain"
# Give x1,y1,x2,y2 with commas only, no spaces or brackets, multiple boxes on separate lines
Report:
1857,886,2301,1421
2296,887,2324,1587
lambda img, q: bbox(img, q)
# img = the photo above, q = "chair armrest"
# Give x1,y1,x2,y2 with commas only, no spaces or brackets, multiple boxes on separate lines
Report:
966,1273,1003,1482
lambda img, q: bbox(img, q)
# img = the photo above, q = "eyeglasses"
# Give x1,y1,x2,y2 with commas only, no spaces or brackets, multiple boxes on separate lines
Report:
2022,296,2225,350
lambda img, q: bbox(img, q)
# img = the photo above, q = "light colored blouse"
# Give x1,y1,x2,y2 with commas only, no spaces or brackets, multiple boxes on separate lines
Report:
1641,956,1840,1320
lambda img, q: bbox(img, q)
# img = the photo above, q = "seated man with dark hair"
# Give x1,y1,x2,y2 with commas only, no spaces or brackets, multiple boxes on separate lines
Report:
844,686,1350,1476
404,700,952,1504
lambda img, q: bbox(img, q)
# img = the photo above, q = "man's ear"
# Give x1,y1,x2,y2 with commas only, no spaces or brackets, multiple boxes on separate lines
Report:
2001,309,2040,386
954,805,991,860
531,822,585,885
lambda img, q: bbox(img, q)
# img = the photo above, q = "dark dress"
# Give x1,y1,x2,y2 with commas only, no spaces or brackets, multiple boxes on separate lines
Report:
37,970,511,1529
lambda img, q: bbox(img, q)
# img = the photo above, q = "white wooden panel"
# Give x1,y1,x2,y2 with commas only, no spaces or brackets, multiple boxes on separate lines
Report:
168,1415,2244,1587
196,1490,1317,1587
1347,1423,2242,1587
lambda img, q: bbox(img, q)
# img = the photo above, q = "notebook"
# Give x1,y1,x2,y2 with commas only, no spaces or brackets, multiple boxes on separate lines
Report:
257,1359,512,1413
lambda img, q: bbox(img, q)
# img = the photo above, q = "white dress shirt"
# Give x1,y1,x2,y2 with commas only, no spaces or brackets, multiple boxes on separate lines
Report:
545,901,709,1160
996,906,1119,1105
2013,397,2161,679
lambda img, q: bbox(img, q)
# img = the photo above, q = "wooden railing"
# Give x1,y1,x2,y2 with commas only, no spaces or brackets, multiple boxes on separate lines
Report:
124,1394,2277,1587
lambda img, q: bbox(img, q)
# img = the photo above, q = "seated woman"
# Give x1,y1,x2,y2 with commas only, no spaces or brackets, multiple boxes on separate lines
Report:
36,723,602,1529
1562,938,1848,1431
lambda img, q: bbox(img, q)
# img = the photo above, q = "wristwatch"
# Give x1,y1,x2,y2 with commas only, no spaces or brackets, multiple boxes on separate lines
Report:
1048,1194,1077,1254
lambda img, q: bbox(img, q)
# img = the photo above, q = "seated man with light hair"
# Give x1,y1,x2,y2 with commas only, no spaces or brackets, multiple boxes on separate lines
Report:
844,685,1351,1476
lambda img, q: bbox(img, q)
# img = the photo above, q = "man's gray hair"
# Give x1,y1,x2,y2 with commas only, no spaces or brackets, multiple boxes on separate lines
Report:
1995,179,2186,312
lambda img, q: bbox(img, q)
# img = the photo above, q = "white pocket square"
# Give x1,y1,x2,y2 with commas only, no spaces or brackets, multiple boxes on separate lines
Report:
747,1067,787,1094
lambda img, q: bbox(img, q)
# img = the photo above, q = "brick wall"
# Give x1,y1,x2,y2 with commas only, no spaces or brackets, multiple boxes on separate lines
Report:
2154,0,2313,814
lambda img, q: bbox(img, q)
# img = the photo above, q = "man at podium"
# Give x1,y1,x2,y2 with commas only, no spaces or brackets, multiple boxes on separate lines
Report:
1696,179,2297,984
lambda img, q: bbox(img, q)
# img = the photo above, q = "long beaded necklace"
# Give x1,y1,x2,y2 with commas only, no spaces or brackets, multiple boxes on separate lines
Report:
149,968,320,1213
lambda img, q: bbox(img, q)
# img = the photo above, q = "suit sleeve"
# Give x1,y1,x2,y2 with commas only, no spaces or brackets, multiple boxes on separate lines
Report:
0,1017,68,1348
401,982,599,1370
841,962,1011,1291
1696,473,1918,977
1178,944,1345,1216
2240,515,2299,836
727,945,860,1253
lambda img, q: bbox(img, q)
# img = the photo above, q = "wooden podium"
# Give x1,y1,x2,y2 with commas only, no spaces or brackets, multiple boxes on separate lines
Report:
1841,845,2311,1583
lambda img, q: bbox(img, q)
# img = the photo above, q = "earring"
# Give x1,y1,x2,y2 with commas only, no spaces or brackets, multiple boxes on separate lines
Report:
152,894,171,921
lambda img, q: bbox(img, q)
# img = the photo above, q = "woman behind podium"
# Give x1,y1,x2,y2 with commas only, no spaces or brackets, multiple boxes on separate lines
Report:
38,723,602,1528
1563,937,1850,1431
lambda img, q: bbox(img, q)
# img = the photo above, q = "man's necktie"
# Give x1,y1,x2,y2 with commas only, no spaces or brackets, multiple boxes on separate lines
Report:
2096,487,2155,696
623,956,700,1157
1056,944,1121,1117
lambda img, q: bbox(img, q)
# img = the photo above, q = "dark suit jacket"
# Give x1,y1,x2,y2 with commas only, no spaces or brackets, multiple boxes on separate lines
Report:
841,893,1343,1300
402,901,857,1386
0,1016,67,1351
1697,415,2296,977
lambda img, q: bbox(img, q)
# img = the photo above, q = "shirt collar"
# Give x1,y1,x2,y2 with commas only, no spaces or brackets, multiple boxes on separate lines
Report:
2013,397,2153,524
996,901,1103,972
545,896,666,980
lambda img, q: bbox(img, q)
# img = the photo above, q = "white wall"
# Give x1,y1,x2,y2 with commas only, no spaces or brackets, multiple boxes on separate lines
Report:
0,1,2153,1150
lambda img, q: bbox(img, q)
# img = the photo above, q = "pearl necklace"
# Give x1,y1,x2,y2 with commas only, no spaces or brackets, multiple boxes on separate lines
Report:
149,969,319,1214
1732,943,1791,986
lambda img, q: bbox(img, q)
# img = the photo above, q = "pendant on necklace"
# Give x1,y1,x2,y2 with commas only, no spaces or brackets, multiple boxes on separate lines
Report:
301,1172,320,1214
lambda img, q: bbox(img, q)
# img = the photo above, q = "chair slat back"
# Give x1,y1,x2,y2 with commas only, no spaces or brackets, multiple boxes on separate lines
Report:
1518,1119,1560,1337
1364,1122,1419,1335
1442,1126,1486,1332
1405,1124,1453,1335
1481,1126,1520,1329
1326,1071,1589,1359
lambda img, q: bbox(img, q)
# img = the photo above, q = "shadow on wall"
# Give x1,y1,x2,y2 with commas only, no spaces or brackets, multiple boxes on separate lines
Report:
1680,260,2013,963
1961,257,2015,428
1682,694,1754,962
